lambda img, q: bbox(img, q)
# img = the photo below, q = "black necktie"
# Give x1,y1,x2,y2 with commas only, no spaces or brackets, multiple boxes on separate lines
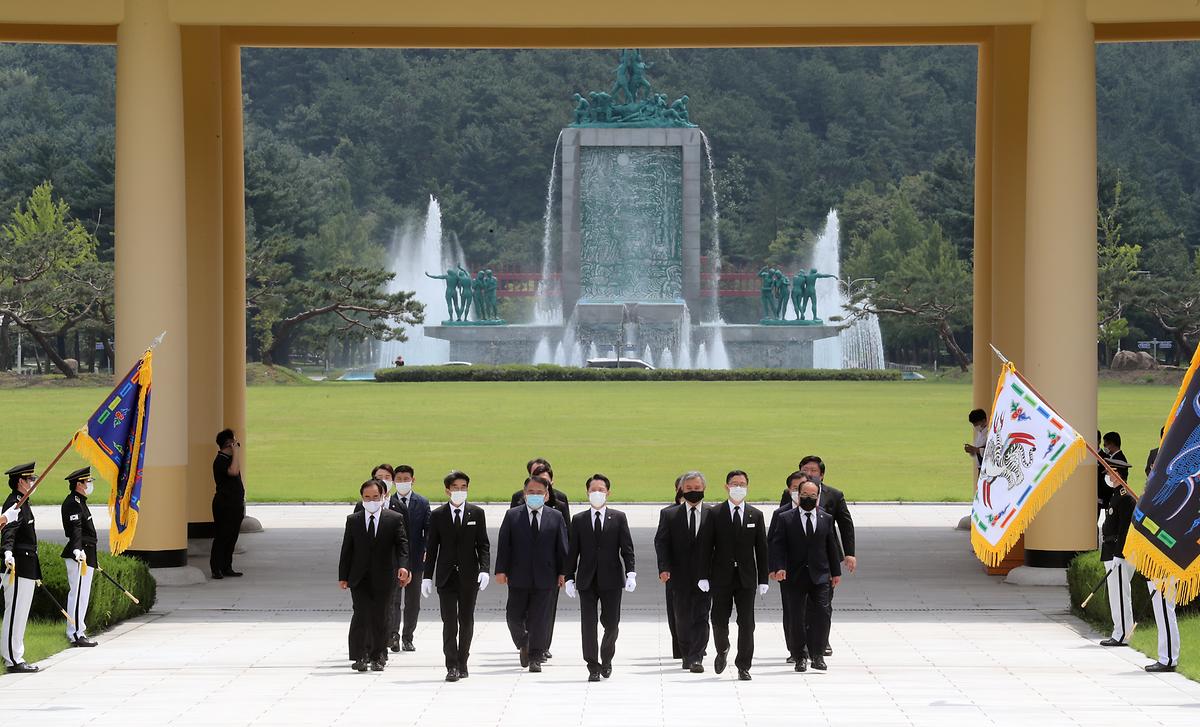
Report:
368,514,376,538
805,512,814,538
733,505,742,530
594,511,603,541
454,508,461,527
531,510,540,537
689,507,697,539
400,496,409,511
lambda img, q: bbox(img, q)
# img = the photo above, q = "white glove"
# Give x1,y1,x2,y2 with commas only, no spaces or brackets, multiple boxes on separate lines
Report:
0,506,17,525
3,551,13,568
73,549,86,563
697,579,710,593
420,578,433,599
564,580,577,599
624,573,636,593
477,572,490,591
758,583,769,596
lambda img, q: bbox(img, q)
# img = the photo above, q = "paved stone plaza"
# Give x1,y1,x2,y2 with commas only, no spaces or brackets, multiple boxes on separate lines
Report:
6,503,1199,726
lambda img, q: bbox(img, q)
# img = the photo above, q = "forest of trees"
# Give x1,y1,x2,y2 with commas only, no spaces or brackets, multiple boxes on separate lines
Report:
2,42,1200,371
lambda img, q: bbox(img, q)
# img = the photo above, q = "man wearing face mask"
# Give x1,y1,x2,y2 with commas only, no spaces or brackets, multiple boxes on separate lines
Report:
388,465,429,652
654,470,713,672
564,474,635,681
338,479,411,672
495,475,568,672
2,462,42,673
1097,474,1136,648
770,480,842,672
696,470,769,681
210,429,246,580
770,471,808,663
422,470,490,682
61,467,99,647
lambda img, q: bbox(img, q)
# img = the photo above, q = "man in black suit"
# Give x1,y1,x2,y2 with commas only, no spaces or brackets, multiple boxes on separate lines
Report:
509,460,570,660
665,475,684,661
495,475,568,672
769,480,842,672
338,480,410,672
654,470,712,673
770,471,809,662
422,470,490,682
564,473,636,681
697,470,769,681
1146,426,1164,477
388,464,430,652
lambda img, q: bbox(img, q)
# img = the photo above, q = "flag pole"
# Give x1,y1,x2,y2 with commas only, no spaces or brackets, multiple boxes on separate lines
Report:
988,344,1137,500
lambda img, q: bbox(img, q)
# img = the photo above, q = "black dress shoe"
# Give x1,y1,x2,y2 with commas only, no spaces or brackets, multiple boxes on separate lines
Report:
519,646,530,668
600,664,612,679
388,635,400,653
794,658,808,672
588,671,601,682
211,572,224,580
811,657,828,671
823,646,833,657
445,668,459,682
73,637,98,647
714,650,728,674
402,640,415,652
370,660,385,672
458,666,469,678
7,662,39,674
529,661,542,673
738,669,752,681
351,660,368,672
786,656,795,664
544,651,553,660
689,663,705,673
222,570,244,577
681,660,691,670
1145,662,1177,673
1099,638,1128,647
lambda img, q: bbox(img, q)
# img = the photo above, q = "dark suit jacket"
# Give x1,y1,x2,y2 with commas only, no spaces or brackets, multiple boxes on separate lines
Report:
769,507,842,585
60,492,98,567
495,505,568,589
566,508,635,591
697,501,769,588
1,491,41,580
391,491,430,575
424,503,490,587
338,508,409,589
778,483,855,558
1146,447,1159,477
653,502,713,585
509,488,571,522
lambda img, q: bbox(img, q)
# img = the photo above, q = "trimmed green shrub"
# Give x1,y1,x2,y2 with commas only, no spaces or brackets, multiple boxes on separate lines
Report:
0,542,156,632
375,364,902,383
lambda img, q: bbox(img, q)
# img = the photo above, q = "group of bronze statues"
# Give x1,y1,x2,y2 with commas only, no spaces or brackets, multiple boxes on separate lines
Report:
759,268,837,322
425,268,501,323
570,50,695,128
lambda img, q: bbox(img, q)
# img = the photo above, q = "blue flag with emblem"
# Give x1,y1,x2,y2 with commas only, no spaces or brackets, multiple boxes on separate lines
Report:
71,346,154,554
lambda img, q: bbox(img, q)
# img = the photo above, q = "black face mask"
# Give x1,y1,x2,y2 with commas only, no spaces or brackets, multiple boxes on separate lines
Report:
798,496,818,511
682,490,705,504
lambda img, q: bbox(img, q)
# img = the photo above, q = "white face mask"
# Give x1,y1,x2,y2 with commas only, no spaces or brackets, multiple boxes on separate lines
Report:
377,480,393,493
395,481,413,496
84,482,95,497
728,486,748,504
449,490,468,506
790,490,800,505
588,491,607,508
362,499,382,514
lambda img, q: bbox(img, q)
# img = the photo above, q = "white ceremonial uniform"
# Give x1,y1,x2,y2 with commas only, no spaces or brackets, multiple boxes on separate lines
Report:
1,572,35,666
64,559,95,641
1105,557,1134,643
1148,579,1181,667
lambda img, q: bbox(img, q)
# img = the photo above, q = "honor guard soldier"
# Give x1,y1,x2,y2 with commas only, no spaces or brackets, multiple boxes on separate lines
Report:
62,466,99,647
1098,475,1135,648
2,462,42,673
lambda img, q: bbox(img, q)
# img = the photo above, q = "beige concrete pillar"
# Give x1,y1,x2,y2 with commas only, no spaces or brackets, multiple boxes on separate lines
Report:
182,26,224,535
972,37,993,410
115,0,189,567
221,34,247,463
1021,0,1098,567
990,26,1030,385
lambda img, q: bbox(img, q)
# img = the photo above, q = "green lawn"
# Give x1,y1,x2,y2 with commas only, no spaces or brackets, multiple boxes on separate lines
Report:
1130,614,1200,681
3,379,1179,504
21,620,73,665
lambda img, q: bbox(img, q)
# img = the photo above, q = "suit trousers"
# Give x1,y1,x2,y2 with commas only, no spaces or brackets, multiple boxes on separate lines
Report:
780,585,795,655
711,579,757,671
64,558,95,640
665,585,681,659
1103,556,1134,643
389,576,422,642
785,573,832,661
580,587,622,670
437,575,479,669
348,580,394,662
506,587,555,659
1,575,34,666
210,497,244,575
668,580,711,664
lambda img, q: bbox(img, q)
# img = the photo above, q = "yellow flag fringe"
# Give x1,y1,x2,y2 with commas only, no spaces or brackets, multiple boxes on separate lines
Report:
1125,528,1199,605
971,437,1087,566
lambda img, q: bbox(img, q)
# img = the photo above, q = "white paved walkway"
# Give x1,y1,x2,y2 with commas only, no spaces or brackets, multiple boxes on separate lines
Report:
7,503,1199,726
